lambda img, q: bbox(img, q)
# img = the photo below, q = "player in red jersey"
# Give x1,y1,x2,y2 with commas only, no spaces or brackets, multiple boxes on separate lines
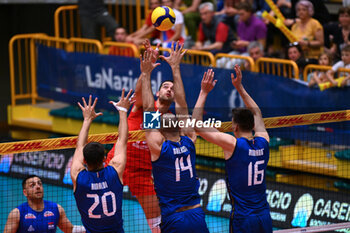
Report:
105,40,187,232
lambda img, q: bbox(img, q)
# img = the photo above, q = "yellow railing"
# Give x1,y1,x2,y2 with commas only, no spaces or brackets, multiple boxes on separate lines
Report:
303,64,332,81
103,41,140,57
256,57,299,79
182,49,215,67
54,1,147,40
9,35,105,106
69,37,103,53
214,53,255,71
54,5,80,39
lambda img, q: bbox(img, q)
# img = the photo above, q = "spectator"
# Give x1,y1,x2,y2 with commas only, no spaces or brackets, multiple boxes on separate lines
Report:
231,2,267,53
308,52,333,88
126,0,161,46
174,0,202,43
192,2,235,54
289,0,324,60
215,0,241,32
289,0,330,26
78,0,118,40
326,45,350,88
109,27,136,57
328,7,350,62
287,42,317,77
244,41,264,70
160,0,186,48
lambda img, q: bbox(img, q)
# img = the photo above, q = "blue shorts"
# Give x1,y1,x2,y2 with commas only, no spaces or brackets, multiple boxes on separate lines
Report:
230,213,272,233
161,207,210,233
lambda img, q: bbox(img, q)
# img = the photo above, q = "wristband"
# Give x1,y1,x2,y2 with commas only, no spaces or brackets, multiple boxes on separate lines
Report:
116,106,128,112
111,101,128,112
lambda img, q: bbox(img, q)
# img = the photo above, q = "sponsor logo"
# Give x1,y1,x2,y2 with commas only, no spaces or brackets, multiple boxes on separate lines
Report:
44,211,54,217
25,213,36,219
291,193,314,227
28,225,35,232
48,222,55,230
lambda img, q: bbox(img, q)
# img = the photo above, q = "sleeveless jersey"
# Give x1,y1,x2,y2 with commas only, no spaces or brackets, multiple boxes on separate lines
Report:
74,166,124,233
226,137,270,217
152,136,200,217
17,200,59,233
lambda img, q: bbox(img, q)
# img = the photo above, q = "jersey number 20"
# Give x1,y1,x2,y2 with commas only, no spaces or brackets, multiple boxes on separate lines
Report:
87,191,116,218
248,160,264,186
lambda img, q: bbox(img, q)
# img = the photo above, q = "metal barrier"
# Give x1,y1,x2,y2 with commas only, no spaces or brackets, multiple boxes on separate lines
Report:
103,41,140,57
69,37,103,53
303,64,332,82
256,57,299,79
182,50,216,67
214,53,255,71
54,1,146,40
9,34,70,106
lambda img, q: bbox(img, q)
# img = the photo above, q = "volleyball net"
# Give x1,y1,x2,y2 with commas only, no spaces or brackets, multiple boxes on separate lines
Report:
1,109,350,232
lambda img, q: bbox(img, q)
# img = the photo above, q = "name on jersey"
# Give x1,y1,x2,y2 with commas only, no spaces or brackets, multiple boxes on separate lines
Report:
173,146,188,155
91,181,108,190
248,148,264,156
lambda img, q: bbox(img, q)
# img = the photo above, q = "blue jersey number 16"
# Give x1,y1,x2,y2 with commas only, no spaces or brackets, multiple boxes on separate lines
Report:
248,160,264,186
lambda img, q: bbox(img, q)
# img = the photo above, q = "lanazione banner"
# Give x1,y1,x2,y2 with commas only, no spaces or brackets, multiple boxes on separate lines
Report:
36,45,350,120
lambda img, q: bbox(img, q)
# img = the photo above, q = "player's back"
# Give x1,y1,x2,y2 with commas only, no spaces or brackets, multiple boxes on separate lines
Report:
17,200,59,233
74,166,124,233
152,136,200,217
226,136,270,217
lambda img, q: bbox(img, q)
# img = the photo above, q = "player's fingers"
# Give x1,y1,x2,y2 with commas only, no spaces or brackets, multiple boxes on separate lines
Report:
121,88,125,99
213,80,218,87
181,48,187,56
156,43,160,51
154,63,161,68
159,55,165,60
175,41,179,51
125,89,133,100
92,97,98,109
88,95,92,106
96,112,103,117
171,41,174,52
82,97,87,107
77,102,84,110
231,73,235,81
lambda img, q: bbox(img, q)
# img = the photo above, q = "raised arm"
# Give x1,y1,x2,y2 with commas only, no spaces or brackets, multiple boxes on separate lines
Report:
71,96,103,191
231,65,269,142
4,208,20,233
109,89,134,183
193,69,236,159
141,50,165,161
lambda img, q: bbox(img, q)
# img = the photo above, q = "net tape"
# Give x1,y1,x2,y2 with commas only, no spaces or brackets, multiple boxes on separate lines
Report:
1,109,349,155
274,222,350,232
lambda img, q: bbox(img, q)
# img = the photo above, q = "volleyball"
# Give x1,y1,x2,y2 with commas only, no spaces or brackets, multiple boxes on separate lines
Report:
151,6,176,31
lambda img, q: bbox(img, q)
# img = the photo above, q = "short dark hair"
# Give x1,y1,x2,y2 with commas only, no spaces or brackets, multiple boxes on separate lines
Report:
232,108,254,132
237,2,253,12
83,142,105,167
158,80,173,91
339,6,350,15
342,45,350,53
22,175,40,189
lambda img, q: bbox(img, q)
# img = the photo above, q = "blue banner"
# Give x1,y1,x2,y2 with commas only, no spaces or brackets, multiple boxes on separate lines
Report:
37,45,350,121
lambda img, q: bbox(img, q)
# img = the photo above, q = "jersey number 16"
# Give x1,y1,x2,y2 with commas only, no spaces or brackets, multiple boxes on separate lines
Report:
248,160,264,186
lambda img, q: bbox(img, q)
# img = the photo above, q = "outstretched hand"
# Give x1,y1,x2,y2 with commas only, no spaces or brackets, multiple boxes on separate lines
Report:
77,95,103,122
201,69,217,94
230,65,243,89
109,88,135,112
140,49,161,74
143,39,160,63
160,41,187,68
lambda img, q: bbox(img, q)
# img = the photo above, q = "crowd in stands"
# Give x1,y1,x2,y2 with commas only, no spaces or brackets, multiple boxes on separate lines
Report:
78,0,350,89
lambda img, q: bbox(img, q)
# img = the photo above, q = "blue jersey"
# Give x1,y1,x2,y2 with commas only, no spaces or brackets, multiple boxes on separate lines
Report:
152,136,200,217
226,137,270,217
74,166,124,233
17,200,60,233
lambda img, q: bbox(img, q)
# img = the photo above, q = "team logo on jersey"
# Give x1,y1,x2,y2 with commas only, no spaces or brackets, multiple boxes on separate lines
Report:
44,211,55,217
143,110,161,129
48,222,55,229
25,213,36,219
28,225,35,231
